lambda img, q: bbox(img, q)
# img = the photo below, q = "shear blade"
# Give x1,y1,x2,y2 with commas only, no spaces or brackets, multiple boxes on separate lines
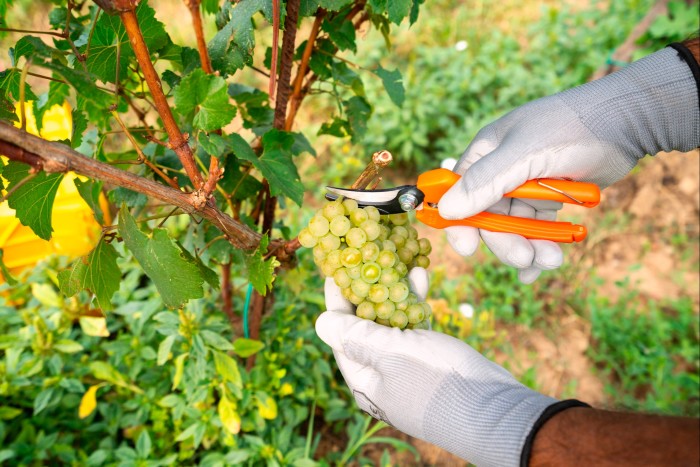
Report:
325,186,401,203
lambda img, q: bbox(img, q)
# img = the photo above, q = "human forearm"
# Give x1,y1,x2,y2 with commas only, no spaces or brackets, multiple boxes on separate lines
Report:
529,407,700,466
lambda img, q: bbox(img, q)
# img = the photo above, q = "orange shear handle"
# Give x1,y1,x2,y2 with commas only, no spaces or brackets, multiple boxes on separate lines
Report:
415,169,600,243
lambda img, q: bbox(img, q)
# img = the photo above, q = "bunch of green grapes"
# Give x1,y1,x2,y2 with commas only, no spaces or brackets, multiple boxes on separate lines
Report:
299,199,432,329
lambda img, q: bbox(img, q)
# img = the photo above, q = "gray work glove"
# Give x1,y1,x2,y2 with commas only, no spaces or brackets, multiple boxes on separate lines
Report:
316,268,557,467
438,47,700,283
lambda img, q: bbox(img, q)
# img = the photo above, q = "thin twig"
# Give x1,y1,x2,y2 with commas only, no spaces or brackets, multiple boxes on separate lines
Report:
185,0,214,74
270,0,280,99
351,150,393,190
111,110,181,190
118,6,204,189
0,27,64,37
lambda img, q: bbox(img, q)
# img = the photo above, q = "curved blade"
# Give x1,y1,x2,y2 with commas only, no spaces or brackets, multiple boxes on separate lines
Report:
324,185,424,214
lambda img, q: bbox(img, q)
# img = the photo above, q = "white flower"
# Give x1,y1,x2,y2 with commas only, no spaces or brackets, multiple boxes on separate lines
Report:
455,40,468,52
458,303,474,319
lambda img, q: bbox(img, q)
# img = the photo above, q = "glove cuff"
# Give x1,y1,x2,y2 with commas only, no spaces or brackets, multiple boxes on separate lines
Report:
519,399,592,467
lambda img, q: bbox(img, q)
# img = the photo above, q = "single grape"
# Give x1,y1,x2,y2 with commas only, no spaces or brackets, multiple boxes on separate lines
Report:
395,299,409,311
329,215,352,237
333,268,352,288
349,208,369,226
346,227,367,248
340,247,362,268
347,265,362,279
375,301,395,320
391,226,408,238
365,206,381,222
323,201,345,220
356,301,376,320
378,224,391,240
375,318,391,326
415,255,430,269
308,215,330,237
418,238,432,255
421,301,433,319
341,286,352,299
406,225,418,239
407,304,425,324
379,267,400,286
408,320,430,330
342,198,358,214
377,250,397,268
381,239,397,253
321,260,337,277
347,291,364,305
404,238,420,256
361,262,382,284
389,310,408,329
388,213,408,226
368,284,390,303
326,250,342,268
388,282,409,303
397,248,414,265
319,233,341,252
395,262,408,277
298,228,318,248
360,220,381,241
360,242,380,262
407,292,418,305
351,278,371,298
313,246,327,264
389,234,406,248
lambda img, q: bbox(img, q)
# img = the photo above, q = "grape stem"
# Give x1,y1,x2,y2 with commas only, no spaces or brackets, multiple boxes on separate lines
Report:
350,150,393,190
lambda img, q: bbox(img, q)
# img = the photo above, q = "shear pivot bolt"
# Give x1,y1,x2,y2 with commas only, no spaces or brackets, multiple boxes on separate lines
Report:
399,193,419,212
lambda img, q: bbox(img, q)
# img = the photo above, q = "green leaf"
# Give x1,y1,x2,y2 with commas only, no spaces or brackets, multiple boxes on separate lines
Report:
233,338,265,358
231,131,304,206
157,335,176,365
0,68,37,101
71,109,88,149
213,351,242,388
86,2,168,83
200,330,234,351
74,178,105,225
218,395,241,434
53,339,84,354
136,430,152,459
119,206,205,309
174,69,236,131
90,361,143,393
58,240,121,311
343,96,371,142
0,407,22,420
322,14,356,52
375,66,405,107
4,161,63,240
34,80,69,132
33,388,55,415
318,0,353,11
0,89,18,123
209,0,266,76
245,234,280,296
409,0,424,25
387,0,411,24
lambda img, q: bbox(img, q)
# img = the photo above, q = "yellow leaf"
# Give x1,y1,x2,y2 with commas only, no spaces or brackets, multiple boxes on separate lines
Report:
79,385,100,419
279,383,293,397
79,316,110,337
218,396,241,434
255,391,277,420
172,353,188,390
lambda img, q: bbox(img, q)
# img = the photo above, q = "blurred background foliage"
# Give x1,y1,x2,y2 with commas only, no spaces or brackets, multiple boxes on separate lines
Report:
0,0,698,465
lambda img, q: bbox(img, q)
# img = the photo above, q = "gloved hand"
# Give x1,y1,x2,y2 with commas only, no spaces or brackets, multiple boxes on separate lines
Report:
316,268,558,466
438,47,700,283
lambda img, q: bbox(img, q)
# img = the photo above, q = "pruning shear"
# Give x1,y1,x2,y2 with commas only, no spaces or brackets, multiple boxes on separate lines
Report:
325,168,600,243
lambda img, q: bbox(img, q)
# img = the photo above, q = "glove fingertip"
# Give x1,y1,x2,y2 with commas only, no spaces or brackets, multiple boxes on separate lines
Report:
408,267,429,301
445,226,480,256
325,277,354,313
518,267,542,284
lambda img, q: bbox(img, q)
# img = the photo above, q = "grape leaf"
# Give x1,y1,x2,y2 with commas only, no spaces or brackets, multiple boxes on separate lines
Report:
58,240,121,311
230,131,304,206
322,14,357,52
86,2,168,83
410,0,424,25
118,206,205,309
387,0,412,24
0,90,17,123
367,0,387,13
174,69,237,131
245,234,280,296
33,80,69,132
375,66,405,107
208,0,266,76
343,96,372,142
71,109,88,149
319,0,353,11
4,161,64,240
74,178,104,224
0,68,38,101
